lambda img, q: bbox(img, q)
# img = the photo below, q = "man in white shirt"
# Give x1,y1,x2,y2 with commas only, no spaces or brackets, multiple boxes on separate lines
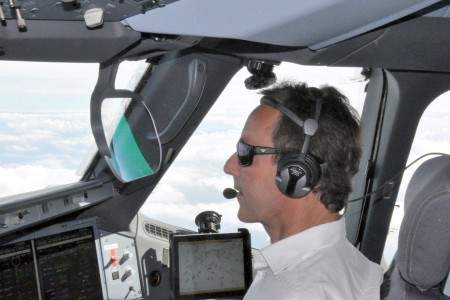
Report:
223,81,383,299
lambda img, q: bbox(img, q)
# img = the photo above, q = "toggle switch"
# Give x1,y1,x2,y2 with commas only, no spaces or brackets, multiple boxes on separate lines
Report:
110,249,119,267
124,267,135,277
122,250,133,260
0,4,5,22
15,7,26,29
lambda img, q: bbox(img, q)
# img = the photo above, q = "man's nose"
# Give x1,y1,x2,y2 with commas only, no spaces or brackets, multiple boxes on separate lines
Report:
224,152,238,176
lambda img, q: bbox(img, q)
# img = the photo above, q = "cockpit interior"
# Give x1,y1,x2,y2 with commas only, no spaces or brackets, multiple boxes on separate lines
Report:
1,1,450,299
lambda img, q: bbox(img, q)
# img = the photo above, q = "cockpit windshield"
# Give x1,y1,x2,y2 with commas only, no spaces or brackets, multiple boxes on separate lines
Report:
0,61,97,197
0,60,147,197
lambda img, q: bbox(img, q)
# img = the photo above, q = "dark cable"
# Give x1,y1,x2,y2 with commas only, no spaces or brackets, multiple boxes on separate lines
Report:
348,152,449,203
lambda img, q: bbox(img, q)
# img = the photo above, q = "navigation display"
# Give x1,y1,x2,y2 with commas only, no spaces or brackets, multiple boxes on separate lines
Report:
0,225,103,299
35,227,103,299
0,240,38,299
170,229,252,299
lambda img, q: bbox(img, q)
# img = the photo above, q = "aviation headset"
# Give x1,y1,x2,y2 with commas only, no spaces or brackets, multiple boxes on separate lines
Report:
260,95,322,198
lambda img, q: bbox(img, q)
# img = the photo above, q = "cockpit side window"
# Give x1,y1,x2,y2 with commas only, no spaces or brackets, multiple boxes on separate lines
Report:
382,90,450,269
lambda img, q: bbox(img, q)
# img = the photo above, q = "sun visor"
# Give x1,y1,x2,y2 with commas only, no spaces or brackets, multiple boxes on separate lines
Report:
123,0,440,49
90,61,163,183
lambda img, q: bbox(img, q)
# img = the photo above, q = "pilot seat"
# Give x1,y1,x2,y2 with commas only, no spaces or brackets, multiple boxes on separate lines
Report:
381,155,450,299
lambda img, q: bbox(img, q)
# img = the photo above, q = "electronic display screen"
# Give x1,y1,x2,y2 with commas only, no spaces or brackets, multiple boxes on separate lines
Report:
0,240,38,299
0,225,103,300
170,229,252,299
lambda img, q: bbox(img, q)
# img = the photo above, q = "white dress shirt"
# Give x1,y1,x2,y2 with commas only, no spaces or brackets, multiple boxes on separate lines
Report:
244,218,383,300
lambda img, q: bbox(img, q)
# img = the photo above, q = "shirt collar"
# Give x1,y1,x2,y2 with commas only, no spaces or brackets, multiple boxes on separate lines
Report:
255,217,346,275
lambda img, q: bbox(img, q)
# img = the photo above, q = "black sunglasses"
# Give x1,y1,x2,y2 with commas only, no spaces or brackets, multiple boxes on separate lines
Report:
237,140,279,167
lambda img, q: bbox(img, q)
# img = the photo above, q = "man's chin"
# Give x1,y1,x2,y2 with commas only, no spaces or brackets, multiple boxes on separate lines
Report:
237,211,256,223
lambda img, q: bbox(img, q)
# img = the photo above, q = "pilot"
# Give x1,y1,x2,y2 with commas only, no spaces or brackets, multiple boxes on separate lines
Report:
224,81,383,299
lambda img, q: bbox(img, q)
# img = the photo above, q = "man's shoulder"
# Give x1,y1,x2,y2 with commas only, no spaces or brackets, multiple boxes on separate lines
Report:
248,238,383,300
296,237,382,276
284,239,383,298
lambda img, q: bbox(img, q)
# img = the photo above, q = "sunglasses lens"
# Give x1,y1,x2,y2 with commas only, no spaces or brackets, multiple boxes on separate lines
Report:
237,141,252,166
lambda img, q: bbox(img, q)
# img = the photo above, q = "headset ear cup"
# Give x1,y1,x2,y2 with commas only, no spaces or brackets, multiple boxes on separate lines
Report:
276,154,321,198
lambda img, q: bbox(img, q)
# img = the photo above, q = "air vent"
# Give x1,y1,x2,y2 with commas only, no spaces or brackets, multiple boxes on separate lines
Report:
144,222,174,240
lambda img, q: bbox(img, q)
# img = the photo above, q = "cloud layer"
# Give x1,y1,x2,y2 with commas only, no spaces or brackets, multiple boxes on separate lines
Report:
0,111,94,197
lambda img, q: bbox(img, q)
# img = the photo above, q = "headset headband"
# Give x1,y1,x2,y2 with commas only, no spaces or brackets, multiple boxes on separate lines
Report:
260,95,322,155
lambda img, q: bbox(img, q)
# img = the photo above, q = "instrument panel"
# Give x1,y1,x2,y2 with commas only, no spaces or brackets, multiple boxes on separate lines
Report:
0,214,252,299
0,218,141,299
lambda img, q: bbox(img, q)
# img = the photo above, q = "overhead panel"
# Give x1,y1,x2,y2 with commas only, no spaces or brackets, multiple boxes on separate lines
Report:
0,0,178,22
123,0,441,49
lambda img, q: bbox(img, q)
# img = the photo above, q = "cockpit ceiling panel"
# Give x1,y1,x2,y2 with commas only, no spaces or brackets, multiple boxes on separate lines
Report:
123,0,441,49
0,0,178,22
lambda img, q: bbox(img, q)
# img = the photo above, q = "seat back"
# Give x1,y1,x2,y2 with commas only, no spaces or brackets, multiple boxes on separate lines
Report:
382,155,450,299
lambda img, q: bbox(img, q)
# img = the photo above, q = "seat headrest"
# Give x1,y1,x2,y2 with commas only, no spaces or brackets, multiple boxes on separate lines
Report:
397,155,450,291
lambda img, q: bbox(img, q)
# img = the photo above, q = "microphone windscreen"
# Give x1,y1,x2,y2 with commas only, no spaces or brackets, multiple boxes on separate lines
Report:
223,188,238,199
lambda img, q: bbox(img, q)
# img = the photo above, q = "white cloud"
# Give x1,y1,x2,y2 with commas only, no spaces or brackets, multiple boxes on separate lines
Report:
0,61,98,99
0,110,93,196
1,112,90,134
0,165,79,198
4,144,40,153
